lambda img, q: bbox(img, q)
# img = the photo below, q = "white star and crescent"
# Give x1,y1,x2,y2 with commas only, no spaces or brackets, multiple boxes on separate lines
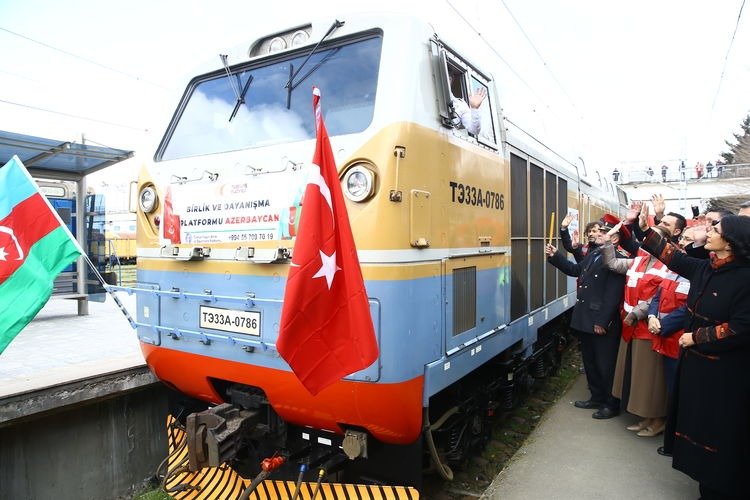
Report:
307,163,333,221
289,163,335,270
0,226,24,261
312,249,341,289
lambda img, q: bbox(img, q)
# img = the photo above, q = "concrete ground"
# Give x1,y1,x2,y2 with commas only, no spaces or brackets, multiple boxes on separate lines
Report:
0,292,171,500
0,292,143,398
482,376,698,500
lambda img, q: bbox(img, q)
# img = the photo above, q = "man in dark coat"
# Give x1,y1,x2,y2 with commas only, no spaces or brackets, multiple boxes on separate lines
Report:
546,218,626,418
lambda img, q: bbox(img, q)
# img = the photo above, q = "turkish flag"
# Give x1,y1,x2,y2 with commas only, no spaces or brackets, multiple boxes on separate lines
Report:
277,87,379,395
163,185,181,244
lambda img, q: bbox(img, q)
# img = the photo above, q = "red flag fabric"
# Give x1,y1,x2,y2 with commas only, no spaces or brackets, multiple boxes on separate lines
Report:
163,185,181,244
277,87,379,395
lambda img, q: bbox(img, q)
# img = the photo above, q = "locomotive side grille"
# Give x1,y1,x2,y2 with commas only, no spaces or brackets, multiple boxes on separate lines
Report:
452,266,476,335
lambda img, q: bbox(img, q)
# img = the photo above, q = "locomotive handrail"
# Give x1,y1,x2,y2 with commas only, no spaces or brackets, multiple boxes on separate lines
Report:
446,248,507,259
134,321,272,351
108,285,281,308
445,324,507,356
169,170,219,185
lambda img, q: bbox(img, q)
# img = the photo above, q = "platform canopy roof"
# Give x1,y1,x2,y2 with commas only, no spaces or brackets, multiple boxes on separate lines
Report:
0,130,133,180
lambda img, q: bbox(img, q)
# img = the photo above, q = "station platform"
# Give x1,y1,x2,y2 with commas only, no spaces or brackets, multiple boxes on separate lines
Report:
0,292,151,424
483,376,699,500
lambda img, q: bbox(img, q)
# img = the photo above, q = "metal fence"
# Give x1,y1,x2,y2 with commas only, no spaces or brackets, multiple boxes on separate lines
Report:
613,163,750,184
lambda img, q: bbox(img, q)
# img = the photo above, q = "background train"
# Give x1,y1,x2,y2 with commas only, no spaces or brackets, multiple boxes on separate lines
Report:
126,8,627,488
37,180,115,298
104,229,137,265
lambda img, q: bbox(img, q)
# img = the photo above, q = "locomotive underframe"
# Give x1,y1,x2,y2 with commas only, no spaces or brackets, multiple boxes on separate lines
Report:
170,311,571,488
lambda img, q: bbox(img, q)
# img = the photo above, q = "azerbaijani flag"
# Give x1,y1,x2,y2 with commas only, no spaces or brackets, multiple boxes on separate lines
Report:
0,156,83,354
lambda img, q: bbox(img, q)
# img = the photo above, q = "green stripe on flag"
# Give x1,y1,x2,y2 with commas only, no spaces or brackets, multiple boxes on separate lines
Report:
0,227,81,353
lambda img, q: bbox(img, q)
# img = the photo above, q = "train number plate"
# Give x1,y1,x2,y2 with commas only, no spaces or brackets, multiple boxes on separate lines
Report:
199,306,260,336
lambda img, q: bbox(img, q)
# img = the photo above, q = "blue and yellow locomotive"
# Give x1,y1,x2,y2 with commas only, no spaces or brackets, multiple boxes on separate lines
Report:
127,10,626,487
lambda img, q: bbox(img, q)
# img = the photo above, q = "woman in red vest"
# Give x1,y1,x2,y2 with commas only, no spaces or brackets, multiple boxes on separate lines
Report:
647,227,696,394
601,221,669,438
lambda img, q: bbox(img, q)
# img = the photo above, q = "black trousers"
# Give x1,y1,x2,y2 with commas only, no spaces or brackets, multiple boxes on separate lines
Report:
699,483,746,500
575,328,620,408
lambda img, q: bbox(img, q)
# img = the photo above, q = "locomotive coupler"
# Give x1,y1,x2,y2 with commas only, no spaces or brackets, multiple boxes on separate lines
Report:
341,429,368,459
185,403,260,471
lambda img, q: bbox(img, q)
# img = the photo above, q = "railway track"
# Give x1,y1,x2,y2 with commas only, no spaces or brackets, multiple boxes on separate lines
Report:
422,342,581,498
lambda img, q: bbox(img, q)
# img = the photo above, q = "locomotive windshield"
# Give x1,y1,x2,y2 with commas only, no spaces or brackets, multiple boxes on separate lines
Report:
157,35,382,161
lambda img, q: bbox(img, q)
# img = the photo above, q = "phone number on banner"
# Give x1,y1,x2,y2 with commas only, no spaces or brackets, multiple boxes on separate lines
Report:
226,231,277,242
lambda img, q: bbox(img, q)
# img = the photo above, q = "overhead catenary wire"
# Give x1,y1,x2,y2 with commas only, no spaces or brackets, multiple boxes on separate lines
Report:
444,0,581,137
498,0,579,113
0,26,170,90
710,0,746,112
0,98,149,133
444,0,544,106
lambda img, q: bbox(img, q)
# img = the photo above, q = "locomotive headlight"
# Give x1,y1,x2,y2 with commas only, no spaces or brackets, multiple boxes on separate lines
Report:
268,37,287,53
343,165,375,202
139,186,158,213
290,30,309,47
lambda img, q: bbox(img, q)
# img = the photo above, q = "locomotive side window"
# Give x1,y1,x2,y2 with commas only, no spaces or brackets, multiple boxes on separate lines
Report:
433,43,498,150
447,63,467,104
469,76,496,145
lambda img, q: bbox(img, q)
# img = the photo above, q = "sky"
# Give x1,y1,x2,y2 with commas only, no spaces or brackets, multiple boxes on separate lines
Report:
1,0,749,198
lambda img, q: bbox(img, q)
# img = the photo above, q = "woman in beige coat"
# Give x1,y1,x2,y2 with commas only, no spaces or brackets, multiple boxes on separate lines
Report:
600,222,668,437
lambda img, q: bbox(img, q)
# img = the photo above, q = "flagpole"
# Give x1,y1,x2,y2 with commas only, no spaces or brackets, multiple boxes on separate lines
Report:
80,252,137,329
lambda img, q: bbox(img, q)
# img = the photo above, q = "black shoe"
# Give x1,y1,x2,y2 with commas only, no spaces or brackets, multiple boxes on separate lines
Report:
574,399,603,409
592,407,619,419
657,446,672,457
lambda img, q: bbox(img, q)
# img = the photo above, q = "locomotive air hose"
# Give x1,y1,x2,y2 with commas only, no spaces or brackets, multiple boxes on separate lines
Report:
311,468,325,500
291,463,307,500
424,407,459,480
238,470,269,500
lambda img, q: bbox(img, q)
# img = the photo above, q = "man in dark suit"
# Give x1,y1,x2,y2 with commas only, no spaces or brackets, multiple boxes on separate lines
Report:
546,218,626,418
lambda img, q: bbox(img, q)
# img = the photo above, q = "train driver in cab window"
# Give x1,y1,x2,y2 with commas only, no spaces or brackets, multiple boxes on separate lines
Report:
448,67,487,136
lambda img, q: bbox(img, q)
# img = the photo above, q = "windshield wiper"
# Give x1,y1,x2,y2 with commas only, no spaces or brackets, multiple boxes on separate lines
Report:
290,48,340,91
220,54,241,98
285,19,344,108
285,48,341,109
229,73,253,122
220,54,254,122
